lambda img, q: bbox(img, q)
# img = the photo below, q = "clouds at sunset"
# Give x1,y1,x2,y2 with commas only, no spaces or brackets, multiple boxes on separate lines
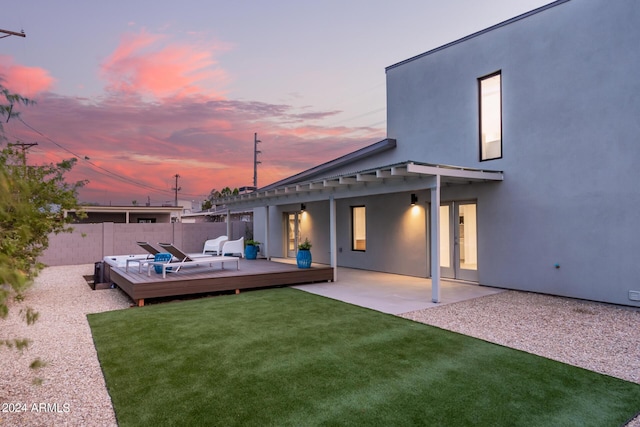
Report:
100,29,231,99
4,30,384,205
0,55,55,97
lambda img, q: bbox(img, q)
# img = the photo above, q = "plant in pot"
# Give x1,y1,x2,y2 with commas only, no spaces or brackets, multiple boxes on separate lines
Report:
296,238,312,268
245,239,260,260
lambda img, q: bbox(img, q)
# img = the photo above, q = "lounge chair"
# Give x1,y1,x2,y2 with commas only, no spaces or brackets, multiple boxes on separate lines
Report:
149,242,239,278
137,241,161,256
221,237,244,258
203,235,228,255
124,242,163,272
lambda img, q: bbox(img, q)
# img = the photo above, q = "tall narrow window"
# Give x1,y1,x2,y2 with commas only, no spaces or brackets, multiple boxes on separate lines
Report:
351,206,366,251
479,72,502,161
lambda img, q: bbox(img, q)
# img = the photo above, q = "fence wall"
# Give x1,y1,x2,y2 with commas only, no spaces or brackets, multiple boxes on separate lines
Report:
39,221,252,266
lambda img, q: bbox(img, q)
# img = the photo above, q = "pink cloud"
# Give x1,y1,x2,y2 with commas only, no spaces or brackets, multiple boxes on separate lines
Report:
100,29,230,99
11,92,383,205
0,55,55,97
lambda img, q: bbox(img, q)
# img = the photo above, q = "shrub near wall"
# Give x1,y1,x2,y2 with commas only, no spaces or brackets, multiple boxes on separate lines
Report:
39,222,246,266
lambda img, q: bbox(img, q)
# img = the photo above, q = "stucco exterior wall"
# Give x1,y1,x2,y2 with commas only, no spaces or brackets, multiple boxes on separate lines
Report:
335,192,428,277
385,0,640,306
258,191,430,276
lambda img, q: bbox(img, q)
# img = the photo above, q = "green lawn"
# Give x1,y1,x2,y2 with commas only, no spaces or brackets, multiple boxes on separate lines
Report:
88,288,640,426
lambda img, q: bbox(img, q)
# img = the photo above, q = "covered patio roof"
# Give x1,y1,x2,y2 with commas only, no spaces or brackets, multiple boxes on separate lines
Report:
220,160,503,208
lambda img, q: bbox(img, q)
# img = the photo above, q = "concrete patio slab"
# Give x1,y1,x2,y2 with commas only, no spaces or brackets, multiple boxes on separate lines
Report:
293,267,506,315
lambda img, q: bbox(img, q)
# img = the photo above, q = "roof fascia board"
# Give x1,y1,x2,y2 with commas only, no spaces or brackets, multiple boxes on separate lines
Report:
225,175,439,209
222,161,503,208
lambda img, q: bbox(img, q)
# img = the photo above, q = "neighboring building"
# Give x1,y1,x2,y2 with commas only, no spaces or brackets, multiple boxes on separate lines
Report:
181,208,253,223
67,205,184,223
222,0,640,307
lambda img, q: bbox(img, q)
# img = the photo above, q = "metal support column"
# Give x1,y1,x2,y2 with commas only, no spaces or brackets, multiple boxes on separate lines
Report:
329,196,337,282
264,205,270,260
430,174,441,303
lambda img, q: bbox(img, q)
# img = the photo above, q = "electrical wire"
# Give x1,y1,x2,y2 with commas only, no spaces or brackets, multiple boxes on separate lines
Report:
15,116,207,198
8,76,385,200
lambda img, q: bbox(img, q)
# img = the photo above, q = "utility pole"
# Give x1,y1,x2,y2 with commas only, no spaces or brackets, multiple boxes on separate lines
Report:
8,142,38,167
172,174,181,206
253,132,261,189
0,28,26,39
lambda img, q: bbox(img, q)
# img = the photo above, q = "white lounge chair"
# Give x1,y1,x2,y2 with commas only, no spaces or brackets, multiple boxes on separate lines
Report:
203,235,228,255
221,237,244,258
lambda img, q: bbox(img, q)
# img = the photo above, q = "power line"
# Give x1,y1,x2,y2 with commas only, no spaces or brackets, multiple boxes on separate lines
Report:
9,79,384,198
14,116,209,198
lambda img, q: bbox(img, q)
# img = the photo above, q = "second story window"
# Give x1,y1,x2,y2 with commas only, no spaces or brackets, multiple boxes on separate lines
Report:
479,72,502,161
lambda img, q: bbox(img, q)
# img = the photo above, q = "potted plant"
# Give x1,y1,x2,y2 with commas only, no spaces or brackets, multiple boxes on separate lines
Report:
296,238,312,268
245,239,260,260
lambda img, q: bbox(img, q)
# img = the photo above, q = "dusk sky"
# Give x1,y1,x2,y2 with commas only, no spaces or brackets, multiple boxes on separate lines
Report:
2,0,550,206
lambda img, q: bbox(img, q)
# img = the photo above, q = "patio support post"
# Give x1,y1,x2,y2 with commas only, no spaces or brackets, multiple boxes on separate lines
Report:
226,209,231,238
125,211,130,224
265,205,270,259
329,195,337,282
430,174,441,303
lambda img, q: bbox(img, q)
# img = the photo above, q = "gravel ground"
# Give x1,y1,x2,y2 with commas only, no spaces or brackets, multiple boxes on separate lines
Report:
1,265,639,426
0,264,130,427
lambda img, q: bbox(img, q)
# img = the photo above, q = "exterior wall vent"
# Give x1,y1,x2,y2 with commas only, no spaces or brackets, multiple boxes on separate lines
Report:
629,291,640,301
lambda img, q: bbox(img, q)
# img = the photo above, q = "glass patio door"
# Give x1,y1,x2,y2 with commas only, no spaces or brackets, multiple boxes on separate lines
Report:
439,201,478,282
286,212,301,258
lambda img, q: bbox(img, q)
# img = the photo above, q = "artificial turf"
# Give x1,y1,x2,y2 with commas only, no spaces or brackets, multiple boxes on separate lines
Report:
88,288,640,426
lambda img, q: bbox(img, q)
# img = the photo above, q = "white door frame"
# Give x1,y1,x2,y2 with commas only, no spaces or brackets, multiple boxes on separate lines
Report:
285,211,301,258
438,200,479,282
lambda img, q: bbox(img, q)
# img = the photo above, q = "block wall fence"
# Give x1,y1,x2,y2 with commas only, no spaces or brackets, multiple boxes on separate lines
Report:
39,221,251,266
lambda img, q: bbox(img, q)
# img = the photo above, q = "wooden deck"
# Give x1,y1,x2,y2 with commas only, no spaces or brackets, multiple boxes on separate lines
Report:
108,258,334,306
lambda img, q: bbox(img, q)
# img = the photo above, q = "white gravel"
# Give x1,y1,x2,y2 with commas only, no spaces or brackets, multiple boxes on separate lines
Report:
0,264,130,427
1,265,639,426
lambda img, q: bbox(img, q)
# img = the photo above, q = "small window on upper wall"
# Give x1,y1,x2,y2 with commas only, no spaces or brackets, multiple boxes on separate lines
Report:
479,72,502,161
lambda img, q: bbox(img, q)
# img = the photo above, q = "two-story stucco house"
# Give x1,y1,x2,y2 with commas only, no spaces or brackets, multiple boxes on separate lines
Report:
223,0,640,307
